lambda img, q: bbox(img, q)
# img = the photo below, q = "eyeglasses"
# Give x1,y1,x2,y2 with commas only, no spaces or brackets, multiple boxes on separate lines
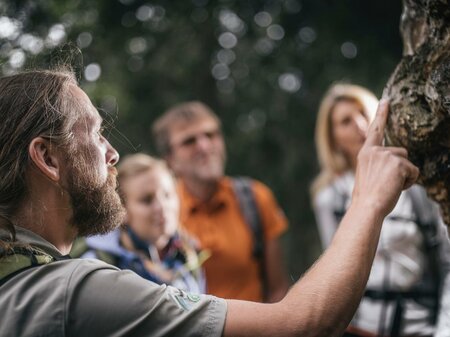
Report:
174,129,222,149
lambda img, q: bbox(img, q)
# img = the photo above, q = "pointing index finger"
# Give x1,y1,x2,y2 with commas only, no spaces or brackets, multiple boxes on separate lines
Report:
364,99,389,147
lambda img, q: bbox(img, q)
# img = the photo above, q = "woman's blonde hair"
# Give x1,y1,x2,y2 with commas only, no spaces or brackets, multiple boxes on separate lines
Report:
117,153,175,202
310,83,379,197
118,153,168,183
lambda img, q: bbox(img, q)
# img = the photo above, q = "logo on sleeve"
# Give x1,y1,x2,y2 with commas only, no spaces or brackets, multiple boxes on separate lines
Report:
169,288,202,311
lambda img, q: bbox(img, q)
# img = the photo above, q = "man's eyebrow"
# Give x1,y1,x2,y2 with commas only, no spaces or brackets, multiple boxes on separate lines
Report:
95,115,104,129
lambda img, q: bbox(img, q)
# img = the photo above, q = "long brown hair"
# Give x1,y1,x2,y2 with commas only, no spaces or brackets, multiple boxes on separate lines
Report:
0,68,79,253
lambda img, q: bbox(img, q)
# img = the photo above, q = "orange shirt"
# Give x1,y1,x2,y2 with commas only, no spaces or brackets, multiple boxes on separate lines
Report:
178,177,288,301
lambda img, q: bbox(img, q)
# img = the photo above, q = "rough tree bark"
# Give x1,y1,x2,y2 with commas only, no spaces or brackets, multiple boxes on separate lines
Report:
384,0,450,227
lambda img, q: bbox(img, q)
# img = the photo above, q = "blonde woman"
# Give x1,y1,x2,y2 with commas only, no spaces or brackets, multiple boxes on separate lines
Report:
311,83,450,337
80,153,207,294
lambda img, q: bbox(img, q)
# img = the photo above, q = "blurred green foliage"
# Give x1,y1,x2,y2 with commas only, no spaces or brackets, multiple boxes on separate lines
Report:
0,0,402,279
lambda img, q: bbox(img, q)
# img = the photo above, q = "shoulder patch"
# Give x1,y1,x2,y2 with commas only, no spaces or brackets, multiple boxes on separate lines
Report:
168,288,202,311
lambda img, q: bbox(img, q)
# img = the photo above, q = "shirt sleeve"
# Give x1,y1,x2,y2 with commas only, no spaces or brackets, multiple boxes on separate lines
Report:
251,180,288,242
435,217,450,337
312,187,340,249
66,259,227,337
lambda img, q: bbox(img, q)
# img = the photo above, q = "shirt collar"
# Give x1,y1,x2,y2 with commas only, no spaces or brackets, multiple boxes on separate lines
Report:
0,225,66,259
178,177,230,215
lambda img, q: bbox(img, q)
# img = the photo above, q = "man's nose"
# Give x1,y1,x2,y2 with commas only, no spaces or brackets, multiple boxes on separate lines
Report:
195,134,213,152
106,140,120,166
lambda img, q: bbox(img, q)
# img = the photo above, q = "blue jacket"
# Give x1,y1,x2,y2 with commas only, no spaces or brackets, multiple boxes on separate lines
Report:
82,229,206,294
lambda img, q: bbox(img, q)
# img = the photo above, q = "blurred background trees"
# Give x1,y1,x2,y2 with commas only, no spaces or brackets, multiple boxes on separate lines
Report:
0,0,402,279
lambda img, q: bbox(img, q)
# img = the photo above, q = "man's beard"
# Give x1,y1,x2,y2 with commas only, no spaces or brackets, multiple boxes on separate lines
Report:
66,154,126,237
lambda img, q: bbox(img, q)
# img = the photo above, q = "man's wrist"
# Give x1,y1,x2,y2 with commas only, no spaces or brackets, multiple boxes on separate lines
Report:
346,199,386,227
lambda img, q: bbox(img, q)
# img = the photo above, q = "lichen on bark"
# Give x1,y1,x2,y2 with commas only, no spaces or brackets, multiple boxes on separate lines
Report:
384,0,450,226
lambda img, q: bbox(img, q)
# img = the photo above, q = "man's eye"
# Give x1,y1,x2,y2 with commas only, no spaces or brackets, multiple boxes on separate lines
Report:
181,137,197,147
205,129,221,139
97,127,105,137
140,195,155,204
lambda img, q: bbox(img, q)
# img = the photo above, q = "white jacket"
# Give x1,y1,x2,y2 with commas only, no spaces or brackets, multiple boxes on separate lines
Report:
313,172,450,336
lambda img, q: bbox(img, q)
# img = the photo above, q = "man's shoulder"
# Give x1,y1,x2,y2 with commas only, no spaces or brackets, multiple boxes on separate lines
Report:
0,255,228,337
9,257,120,287
17,257,119,284
65,256,120,270
0,256,121,332
227,176,273,195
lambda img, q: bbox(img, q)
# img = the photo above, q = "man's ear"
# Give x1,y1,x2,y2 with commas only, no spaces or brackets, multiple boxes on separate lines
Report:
28,137,61,182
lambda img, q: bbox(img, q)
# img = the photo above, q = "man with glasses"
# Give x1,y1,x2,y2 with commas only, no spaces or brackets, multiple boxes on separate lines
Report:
152,101,290,302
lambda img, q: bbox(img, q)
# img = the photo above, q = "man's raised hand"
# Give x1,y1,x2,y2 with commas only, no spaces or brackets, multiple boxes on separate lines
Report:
352,100,419,217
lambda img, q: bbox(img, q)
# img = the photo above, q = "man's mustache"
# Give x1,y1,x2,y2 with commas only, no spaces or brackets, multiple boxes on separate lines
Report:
108,166,118,177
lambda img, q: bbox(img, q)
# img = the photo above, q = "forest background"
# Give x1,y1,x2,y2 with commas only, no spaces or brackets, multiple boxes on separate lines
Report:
0,0,403,279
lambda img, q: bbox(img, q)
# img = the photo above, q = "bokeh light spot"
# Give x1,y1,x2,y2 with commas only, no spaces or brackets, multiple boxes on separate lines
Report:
84,63,101,82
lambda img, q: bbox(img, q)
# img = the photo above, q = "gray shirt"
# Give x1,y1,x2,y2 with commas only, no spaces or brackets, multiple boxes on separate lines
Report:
0,226,227,337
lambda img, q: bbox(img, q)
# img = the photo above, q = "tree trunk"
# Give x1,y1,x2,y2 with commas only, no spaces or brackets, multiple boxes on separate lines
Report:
384,0,450,227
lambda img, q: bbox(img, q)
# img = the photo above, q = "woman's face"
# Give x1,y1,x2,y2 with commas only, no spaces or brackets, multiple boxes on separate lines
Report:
122,167,180,244
331,99,369,163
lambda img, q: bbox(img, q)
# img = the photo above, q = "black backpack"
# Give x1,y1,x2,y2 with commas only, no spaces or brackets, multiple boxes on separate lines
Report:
231,177,267,296
232,177,265,259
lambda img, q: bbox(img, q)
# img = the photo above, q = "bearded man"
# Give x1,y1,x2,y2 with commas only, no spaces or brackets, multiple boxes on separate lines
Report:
0,69,420,336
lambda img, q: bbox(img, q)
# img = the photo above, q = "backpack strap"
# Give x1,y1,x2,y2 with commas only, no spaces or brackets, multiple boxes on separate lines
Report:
385,187,443,336
0,246,55,287
232,177,264,260
69,237,90,258
332,184,350,224
232,176,267,299
406,186,442,324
